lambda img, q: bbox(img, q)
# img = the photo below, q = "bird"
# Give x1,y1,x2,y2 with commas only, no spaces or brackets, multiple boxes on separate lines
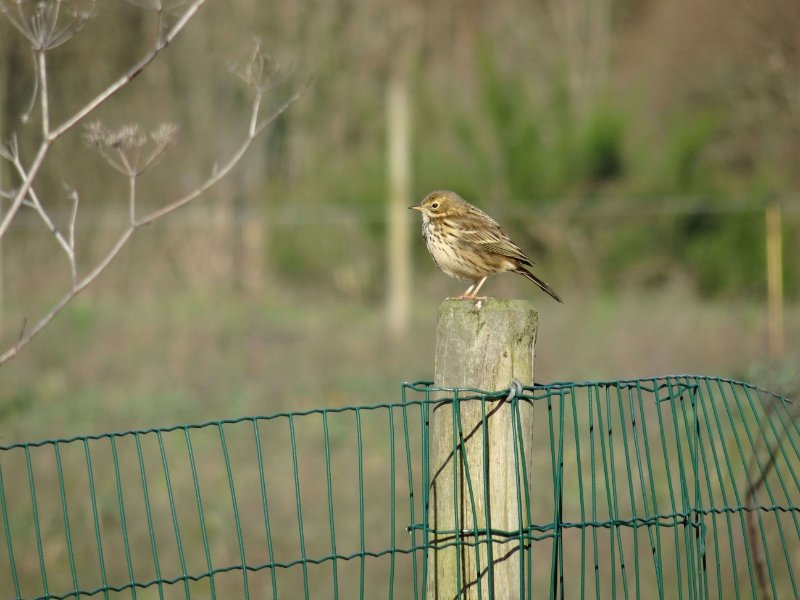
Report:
409,190,563,302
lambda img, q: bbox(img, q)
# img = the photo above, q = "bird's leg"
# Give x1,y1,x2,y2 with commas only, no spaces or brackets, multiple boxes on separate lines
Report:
456,283,476,299
466,276,488,299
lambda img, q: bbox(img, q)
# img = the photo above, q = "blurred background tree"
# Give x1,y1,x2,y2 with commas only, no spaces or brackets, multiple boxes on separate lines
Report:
0,0,797,437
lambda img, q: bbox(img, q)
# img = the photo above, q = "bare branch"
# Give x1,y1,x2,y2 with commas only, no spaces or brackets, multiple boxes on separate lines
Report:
0,0,207,243
38,50,49,136
7,148,75,266
253,79,310,135
67,188,79,249
137,84,307,227
21,48,39,124
0,80,305,367
249,90,263,136
0,227,134,366
0,5,305,369
0,142,47,242
128,175,136,226
0,189,35,209
17,317,27,346
50,0,206,140
0,135,19,162
65,185,79,284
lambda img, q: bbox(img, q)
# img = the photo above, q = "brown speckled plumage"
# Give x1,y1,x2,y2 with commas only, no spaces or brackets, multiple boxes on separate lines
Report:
410,190,563,302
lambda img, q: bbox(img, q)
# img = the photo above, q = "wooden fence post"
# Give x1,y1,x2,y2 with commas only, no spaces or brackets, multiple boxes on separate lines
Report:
427,298,538,599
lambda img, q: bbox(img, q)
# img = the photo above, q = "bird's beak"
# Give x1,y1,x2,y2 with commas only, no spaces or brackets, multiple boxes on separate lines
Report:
409,205,422,211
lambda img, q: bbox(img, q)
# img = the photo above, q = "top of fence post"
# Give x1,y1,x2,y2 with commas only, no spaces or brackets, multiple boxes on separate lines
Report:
434,298,538,389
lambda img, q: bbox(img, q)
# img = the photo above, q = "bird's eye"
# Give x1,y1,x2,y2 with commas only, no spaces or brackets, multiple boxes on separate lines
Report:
431,202,439,209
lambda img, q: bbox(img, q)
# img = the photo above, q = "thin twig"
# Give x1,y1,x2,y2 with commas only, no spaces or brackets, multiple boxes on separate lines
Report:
137,84,306,227
50,0,206,140
0,4,301,367
249,89,263,136
0,0,207,243
0,84,306,367
116,147,133,176
0,227,134,366
66,186,79,284
9,152,74,263
38,50,49,137
100,146,128,174
21,48,39,123
0,143,44,241
128,175,136,226
17,317,27,346
67,188,78,251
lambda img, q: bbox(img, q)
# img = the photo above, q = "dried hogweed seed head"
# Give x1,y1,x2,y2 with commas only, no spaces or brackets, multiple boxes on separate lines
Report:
83,121,108,147
151,123,179,146
1,0,96,50
110,124,147,149
84,121,177,175
235,41,282,91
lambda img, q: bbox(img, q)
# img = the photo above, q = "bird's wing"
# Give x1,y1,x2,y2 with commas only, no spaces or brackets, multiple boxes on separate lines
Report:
457,213,534,266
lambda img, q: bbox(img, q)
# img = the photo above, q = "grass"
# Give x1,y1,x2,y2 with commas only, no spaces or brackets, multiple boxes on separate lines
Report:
0,275,797,598
1,277,796,444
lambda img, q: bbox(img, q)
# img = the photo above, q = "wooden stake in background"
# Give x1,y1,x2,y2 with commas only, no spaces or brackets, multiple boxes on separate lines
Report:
766,201,785,359
427,299,537,599
386,64,412,338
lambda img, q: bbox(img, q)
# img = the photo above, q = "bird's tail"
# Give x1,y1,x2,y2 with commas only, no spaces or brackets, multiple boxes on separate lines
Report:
516,268,564,303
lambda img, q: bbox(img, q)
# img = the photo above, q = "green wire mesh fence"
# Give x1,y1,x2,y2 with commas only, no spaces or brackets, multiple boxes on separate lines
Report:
0,375,798,599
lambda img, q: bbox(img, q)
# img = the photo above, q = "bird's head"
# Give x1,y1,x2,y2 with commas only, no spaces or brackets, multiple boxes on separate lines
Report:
409,190,466,219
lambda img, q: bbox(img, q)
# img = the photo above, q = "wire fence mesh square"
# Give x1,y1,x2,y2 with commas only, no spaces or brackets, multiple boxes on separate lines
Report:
0,376,797,599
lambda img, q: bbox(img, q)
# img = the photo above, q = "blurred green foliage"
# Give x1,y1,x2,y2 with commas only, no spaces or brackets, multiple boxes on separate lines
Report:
0,0,798,303
581,106,626,186
663,110,721,194
478,45,551,200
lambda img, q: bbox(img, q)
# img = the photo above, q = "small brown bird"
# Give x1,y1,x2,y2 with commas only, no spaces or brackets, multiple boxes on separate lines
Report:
410,190,563,302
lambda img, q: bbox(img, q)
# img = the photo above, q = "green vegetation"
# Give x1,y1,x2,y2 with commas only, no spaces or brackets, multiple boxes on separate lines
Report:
1,0,797,302
2,285,796,443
